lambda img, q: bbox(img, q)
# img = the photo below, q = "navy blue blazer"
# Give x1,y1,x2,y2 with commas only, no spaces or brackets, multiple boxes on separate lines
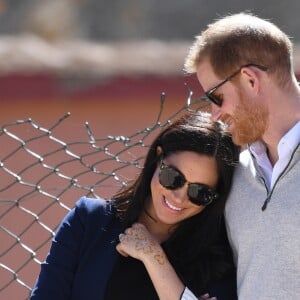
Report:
30,197,122,300
30,197,237,300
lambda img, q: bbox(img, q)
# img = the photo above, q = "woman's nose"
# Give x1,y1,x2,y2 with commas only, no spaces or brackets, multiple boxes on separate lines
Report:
169,186,188,203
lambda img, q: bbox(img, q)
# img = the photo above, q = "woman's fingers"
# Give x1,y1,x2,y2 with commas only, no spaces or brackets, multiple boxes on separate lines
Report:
199,294,217,300
115,242,128,257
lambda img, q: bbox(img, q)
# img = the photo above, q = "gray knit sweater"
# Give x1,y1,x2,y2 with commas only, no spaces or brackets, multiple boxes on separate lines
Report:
225,146,300,299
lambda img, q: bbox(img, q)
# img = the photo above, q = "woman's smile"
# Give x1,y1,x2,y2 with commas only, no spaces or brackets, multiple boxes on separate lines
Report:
162,196,184,212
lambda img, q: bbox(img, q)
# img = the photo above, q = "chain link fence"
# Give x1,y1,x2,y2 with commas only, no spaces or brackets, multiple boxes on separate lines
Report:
0,91,208,299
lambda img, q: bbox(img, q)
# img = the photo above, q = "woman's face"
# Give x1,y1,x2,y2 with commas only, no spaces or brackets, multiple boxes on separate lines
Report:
148,151,218,228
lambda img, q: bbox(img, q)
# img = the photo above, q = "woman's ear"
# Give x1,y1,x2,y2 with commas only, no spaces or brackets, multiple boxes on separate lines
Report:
156,146,163,156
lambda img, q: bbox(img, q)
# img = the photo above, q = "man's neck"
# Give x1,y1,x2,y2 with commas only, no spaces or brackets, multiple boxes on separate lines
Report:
263,88,300,164
263,117,300,166
258,75,300,165
265,144,279,166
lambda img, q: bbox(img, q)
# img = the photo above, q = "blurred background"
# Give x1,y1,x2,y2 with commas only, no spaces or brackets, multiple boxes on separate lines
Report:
0,0,300,130
1,1,300,299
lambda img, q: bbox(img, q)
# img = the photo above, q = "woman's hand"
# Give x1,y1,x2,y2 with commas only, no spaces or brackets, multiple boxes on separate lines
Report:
116,223,186,300
199,293,217,300
116,223,165,265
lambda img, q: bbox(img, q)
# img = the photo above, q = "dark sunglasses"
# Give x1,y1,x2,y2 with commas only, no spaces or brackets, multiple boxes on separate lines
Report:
204,63,268,107
158,159,218,206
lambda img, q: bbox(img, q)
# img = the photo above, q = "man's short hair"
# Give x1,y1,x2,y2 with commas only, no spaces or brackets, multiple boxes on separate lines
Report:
184,12,293,87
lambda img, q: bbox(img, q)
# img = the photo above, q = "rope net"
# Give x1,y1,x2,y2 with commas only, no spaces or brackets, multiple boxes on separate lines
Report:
0,91,209,299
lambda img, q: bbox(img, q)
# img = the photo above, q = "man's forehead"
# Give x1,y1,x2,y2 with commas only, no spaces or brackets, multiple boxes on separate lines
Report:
196,60,218,89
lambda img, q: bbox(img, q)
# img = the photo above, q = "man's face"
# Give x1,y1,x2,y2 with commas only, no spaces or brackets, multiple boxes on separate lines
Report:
196,60,268,145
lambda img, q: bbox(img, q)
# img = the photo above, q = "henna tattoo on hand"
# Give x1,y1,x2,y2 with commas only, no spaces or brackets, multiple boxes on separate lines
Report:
154,253,165,265
122,224,166,265
134,238,165,265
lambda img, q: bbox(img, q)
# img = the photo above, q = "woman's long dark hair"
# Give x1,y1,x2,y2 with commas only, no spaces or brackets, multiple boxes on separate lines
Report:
113,111,239,295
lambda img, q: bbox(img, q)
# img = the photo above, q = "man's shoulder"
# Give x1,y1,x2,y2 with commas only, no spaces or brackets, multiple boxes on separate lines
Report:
239,148,251,163
232,148,257,179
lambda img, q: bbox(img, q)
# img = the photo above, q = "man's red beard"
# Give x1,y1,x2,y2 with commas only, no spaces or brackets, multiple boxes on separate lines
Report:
225,93,269,146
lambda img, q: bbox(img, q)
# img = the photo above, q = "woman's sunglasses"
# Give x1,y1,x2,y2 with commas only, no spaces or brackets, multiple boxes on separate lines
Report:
158,159,218,206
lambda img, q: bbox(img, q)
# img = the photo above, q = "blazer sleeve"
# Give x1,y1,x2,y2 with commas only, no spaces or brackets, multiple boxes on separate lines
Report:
30,197,111,300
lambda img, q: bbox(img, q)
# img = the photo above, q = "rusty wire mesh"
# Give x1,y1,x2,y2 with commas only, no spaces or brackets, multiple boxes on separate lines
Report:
0,91,209,300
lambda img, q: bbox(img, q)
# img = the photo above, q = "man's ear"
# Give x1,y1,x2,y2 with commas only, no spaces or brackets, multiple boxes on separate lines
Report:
240,66,260,95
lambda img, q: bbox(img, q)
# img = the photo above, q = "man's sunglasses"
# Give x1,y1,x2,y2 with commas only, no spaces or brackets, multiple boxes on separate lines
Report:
158,159,218,206
204,63,268,107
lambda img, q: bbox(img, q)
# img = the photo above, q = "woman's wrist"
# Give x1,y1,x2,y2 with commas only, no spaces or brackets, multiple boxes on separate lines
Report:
142,247,186,300
140,243,166,266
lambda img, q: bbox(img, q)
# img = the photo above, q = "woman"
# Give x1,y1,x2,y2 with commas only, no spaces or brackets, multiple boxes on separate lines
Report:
30,111,239,300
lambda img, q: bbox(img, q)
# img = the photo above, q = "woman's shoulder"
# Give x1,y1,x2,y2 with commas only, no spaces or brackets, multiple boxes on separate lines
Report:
76,196,114,213
73,196,117,227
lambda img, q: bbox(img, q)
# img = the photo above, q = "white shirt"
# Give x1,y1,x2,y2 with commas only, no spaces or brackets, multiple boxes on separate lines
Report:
181,287,198,300
249,121,300,190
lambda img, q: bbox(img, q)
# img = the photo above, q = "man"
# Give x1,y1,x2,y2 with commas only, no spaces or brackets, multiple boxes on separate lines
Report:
183,12,300,299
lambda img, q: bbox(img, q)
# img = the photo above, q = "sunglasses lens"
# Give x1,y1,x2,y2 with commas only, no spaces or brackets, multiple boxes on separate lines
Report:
208,94,223,107
159,167,185,189
159,162,218,206
188,183,218,206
